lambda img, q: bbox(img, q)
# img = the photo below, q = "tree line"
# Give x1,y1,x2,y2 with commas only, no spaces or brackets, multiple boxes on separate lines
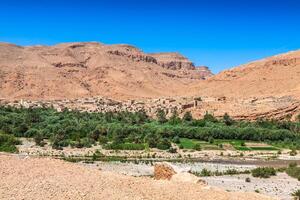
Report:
0,106,300,152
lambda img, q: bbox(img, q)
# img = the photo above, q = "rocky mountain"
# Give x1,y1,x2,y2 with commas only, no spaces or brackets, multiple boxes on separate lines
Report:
0,42,212,100
188,49,300,98
0,41,299,120
185,49,300,120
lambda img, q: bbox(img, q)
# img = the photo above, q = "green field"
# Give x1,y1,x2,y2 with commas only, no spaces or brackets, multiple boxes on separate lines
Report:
179,138,279,151
179,138,201,149
179,138,222,150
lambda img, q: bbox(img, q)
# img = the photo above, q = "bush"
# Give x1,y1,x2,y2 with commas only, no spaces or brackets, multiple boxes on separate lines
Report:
289,162,298,168
172,136,180,144
208,137,214,144
224,169,239,175
193,143,202,151
34,133,45,147
156,138,171,150
251,167,276,178
223,113,234,126
0,133,20,153
203,112,218,123
156,109,167,124
286,166,300,181
200,168,212,176
290,149,298,156
245,177,251,182
183,111,193,122
168,147,177,153
292,189,300,199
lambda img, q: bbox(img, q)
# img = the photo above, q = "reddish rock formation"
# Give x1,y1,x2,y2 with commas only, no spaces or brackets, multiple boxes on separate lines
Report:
154,162,177,180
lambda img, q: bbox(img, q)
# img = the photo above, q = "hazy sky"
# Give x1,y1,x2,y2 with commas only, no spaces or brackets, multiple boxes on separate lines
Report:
1,0,300,73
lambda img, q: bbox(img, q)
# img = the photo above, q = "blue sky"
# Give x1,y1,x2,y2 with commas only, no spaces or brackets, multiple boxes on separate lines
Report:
0,0,299,73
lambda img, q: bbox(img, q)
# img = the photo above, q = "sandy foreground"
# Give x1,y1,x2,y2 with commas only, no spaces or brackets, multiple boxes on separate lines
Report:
0,154,275,200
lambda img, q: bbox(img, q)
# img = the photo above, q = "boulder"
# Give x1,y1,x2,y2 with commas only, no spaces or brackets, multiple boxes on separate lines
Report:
154,162,206,184
154,162,177,180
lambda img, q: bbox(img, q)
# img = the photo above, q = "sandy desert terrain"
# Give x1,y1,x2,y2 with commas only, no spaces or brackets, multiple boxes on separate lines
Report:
0,154,274,200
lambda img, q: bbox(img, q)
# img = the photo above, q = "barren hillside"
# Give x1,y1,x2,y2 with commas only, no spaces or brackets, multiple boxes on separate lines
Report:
0,42,300,119
188,50,300,98
0,154,273,200
0,42,212,100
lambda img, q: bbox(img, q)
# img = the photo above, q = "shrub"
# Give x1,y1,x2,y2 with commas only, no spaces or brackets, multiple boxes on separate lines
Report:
200,168,212,177
208,137,214,144
223,113,234,126
251,167,276,178
290,149,298,156
168,147,177,153
156,109,167,124
183,111,193,122
203,112,218,123
193,143,202,151
34,133,45,147
289,162,298,168
245,177,251,182
291,189,300,199
98,136,109,144
286,166,300,181
0,133,21,153
224,169,239,175
172,136,180,144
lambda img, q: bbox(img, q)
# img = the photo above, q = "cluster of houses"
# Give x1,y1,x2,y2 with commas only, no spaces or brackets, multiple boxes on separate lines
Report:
0,96,217,117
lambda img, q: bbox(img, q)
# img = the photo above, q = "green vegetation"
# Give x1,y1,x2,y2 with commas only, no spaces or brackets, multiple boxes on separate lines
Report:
286,163,300,181
179,138,200,149
180,138,278,151
192,168,250,177
251,167,276,178
291,189,300,199
0,131,20,152
0,106,300,152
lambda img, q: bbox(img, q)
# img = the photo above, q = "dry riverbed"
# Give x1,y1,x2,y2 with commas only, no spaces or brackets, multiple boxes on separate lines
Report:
12,138,300,200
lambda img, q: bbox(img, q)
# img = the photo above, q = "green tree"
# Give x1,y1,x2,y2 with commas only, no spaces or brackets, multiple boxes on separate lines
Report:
156,109,167,124
223,113,234,126
34,133,45,147
203,111,218,123
169,109,181,125
183,111,193,122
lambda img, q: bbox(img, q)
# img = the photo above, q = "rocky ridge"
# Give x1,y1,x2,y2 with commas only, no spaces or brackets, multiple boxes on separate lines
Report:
0,42,300,120
0,42,213,100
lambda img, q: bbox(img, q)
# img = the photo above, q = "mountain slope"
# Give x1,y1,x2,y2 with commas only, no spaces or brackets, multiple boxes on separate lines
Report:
0,42,212,100
188,49,300,98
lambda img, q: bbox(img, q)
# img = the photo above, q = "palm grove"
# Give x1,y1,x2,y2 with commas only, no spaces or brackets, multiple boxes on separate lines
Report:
0,106,300,152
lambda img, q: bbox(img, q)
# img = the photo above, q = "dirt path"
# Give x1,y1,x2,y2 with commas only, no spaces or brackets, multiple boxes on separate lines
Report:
0,154,274,200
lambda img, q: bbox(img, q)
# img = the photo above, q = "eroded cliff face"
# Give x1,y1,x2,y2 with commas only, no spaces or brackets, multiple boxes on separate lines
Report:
148,52,195,70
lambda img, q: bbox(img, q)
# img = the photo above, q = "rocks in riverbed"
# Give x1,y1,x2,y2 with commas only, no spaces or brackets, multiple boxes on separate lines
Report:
154,162,206,184
154,162,176,180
